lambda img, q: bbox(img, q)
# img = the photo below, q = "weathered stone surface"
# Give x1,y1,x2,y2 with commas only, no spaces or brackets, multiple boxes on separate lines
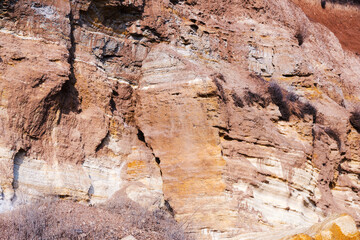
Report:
0,0,360,239
283,214,360,240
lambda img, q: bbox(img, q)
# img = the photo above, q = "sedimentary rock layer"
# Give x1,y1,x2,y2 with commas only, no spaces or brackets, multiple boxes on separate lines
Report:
0,0,360,239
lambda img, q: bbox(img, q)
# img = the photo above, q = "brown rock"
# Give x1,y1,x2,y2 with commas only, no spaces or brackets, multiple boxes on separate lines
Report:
1,0,360,239
283,214,360,240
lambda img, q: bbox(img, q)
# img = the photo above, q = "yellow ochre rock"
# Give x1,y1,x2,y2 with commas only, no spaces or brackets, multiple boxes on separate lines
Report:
284,214,360,240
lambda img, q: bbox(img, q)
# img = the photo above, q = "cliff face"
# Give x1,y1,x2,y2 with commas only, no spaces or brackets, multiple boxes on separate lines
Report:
0,0,360,239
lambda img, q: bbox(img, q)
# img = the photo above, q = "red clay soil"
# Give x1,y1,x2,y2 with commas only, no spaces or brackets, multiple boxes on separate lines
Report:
292,0,360,55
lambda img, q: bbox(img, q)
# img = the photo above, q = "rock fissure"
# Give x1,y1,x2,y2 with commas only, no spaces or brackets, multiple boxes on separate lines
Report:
95,131,110,153
11,149,26,203
48,2,81,117
135,127,171,212
87,177,94,201
136,128,162,170
67,4,76,85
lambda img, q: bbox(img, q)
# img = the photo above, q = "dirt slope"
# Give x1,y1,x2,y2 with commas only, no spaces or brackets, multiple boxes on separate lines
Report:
292,0,360,54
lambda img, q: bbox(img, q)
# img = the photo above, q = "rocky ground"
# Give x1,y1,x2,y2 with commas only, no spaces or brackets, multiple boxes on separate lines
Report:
0,0,360,239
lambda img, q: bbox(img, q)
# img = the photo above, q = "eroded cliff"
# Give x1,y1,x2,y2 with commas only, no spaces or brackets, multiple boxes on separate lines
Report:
0,0,360,239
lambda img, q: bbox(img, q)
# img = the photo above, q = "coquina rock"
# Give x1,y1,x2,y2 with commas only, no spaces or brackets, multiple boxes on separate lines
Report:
0,0,360,239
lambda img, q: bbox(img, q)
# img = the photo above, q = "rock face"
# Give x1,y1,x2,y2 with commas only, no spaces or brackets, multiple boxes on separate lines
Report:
283,214,360,240
1,0,360,239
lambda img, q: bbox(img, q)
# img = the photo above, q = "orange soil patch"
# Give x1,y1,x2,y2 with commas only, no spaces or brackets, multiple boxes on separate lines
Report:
292,0,360,54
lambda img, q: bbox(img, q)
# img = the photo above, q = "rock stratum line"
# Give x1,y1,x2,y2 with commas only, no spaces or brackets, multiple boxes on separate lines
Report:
0,0,360,239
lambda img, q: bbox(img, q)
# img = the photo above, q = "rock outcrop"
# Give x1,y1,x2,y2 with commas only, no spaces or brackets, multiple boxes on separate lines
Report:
283,214,360,240
0,0,360,239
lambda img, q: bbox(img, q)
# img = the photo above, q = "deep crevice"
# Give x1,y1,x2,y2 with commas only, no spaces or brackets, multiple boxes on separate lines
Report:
295,31,304,46
137,129,146,143
95,131,110,152
321,0,326,8
136,128,171,214
164,199,175,217
110,98,117,113
56,3,81,115
137,128,161,167
68,6,76,85
88,175,94,202
11,149,26,202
